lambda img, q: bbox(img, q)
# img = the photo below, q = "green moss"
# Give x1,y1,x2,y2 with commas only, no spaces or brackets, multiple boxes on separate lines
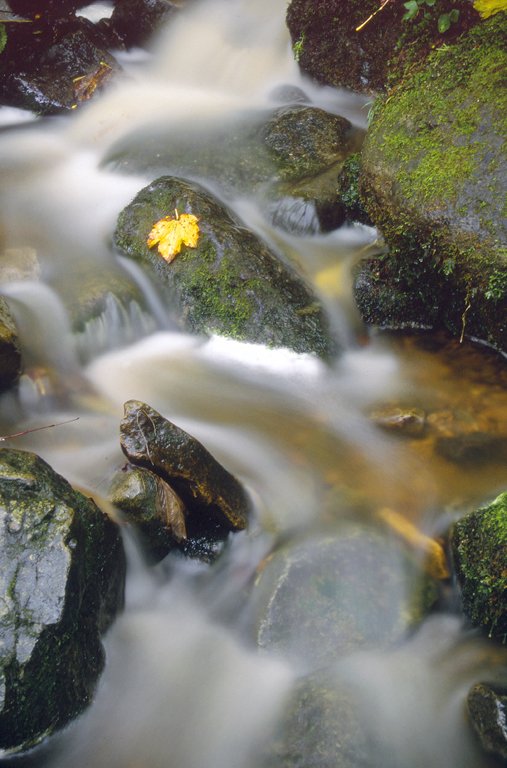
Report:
451,492,507,639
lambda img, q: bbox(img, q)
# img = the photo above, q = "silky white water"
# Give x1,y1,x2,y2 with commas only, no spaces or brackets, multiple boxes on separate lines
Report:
0,1,506,766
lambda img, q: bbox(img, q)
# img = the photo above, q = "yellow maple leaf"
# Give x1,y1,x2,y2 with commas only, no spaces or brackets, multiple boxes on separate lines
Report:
473,0,507,16
147,210,200,263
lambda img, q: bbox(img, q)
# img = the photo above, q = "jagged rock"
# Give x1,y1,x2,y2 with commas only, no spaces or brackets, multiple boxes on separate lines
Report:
0,448,125,752
114,176,337,357
450,492,507,638
120,400,251,539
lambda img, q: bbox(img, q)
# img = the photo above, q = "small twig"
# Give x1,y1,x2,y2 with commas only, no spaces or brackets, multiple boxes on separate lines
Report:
0,417,79,442
459,297,471,344
356,0,393,31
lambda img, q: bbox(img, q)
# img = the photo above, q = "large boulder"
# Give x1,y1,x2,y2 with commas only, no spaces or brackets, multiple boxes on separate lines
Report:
104,105,360,234
450,491,507,638
0,296,21,392
0,448,125,752
251,526,438,670
467,682,507,762
114,176,337,357
355,16,507,353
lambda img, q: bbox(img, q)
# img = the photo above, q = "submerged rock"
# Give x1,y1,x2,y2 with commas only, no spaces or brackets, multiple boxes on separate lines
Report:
114,176,337,357
120,400,251,540
356,16,507,353
467,682,507,762
0,297,21,393
110,464,187,562
263,668,373,768
0,448,125,752
104,105,360,235
450,492,507,638
251,526,438,670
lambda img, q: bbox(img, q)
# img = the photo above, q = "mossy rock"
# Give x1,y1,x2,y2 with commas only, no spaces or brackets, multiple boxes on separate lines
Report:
357,16,507,352
467,682,507,762
114,176,338,357
285,0,479,93
0,448,125,752
251,526,438,670
0,297,21,392
450,492,507,639
104,106,359,235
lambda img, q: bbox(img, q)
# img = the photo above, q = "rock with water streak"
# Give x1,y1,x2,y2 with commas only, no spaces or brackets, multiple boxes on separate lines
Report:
467,682,507,762
262,668,377,768
105,105,360,235
110,464,187,562
251,526,438,670
0,448,125,752
109,0,180,48
120,400,251,540
0,297,21,393
450,492,507,639
114,176,337,356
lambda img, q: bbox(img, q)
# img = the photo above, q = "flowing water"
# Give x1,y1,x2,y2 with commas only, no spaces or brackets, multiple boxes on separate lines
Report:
0,1,506,766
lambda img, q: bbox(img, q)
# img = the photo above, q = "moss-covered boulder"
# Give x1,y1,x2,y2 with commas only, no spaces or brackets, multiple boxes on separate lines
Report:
120,400,251,541
114,176,337,356
450,492,507,639
0,296,22,393
356,16,507,353
285,0,479,94
251,526,438,670
105,105,359,235
262,669,373,768
0,448,125,752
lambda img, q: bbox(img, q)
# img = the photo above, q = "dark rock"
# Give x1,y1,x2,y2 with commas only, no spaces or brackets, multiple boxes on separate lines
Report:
0,297,21,393
7,0,91,17
357,16,507,353
109,0,180,48
450,492,507,638
110,464,187,562
120,400,251,537
0,20,120,114
467,682,507,762
251,526,438,670
0,448,125,752
435,432,507,464
369,405,427,438
114,176,338,357
263,669,373,768
104,105,360,235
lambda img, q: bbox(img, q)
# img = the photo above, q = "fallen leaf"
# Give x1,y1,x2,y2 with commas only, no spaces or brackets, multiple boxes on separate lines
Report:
147,210,200,263
73,61,113,103
473,0,507,16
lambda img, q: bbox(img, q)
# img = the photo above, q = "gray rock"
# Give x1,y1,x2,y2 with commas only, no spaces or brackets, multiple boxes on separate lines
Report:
0,448,125,752
0,296,21,393
120,400,251,538
252,526,438,670
467,682,507,762
114,176,338,357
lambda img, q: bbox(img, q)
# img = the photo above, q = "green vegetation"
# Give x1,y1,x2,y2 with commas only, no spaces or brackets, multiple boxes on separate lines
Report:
402,0,460,33
0,24,6,55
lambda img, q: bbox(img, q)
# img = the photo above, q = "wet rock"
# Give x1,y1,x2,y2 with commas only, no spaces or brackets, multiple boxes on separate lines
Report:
356,16,507,354
109,0,180,48
369,405,426,438
251,526,438,670
110,464,187,562
285,0,478,94
0,248,40,283
263,668,373,768
7,0,91,17
0,18,120,114
450,492,507,638
435,432,507,464
467,682,507,762
0,296,22,393
104,105,360,235
120,400,251,539
114,176,337,357
0,448,125,752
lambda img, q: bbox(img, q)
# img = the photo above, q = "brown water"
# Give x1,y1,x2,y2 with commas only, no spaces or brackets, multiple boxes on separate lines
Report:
0,1,506,766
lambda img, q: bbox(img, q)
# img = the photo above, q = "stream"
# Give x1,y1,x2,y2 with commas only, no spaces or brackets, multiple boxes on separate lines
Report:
0,1,506,766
